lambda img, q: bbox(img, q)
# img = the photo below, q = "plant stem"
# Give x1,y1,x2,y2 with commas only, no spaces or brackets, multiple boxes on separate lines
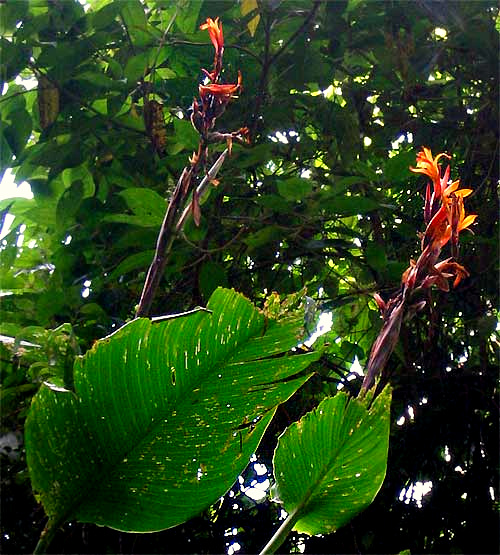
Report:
33,517,64,555
135,166,192,318
259,507,300,555
136,149,229,318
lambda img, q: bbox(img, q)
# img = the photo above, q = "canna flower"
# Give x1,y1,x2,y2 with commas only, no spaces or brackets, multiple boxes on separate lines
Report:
433,259,470,289
410,147,450,190
200,17,224,56
412,147,475,225
199,71,242,102
362,148,478,394
442,179,472,201
422,201,451,250
200,17,224,82
446,193,477,256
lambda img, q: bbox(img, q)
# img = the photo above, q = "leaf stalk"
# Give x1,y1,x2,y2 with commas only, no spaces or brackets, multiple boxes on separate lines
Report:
33,516,64,555
259,507,300,555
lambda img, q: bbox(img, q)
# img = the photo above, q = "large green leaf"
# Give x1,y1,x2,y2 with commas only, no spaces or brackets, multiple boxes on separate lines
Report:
272,387,391,536
25,288,318,533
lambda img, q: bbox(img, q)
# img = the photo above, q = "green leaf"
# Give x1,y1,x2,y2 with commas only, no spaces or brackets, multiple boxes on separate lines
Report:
244,225,281,251
3,110,32,157
255,194,292,214
365,242,387,272
109,250,156,279
384,150,415,184
277,177,312,201
323,195,379,216
0,130,13,177
90,2,121,30
198,261,229,302
124,51,152,84
170,118,199,153
56,181,85,232
175,1,202,35
75,71,126,91
0,39,30,85
272,386,391,536
104,188,167,228
0,1,29,35
25,288,318,532
37,39,95,77
345,0,366,14
61,164,95,199
120,0,152,48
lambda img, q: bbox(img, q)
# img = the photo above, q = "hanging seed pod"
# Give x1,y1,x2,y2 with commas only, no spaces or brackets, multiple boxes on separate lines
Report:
144,99,167,156
38,75,59,129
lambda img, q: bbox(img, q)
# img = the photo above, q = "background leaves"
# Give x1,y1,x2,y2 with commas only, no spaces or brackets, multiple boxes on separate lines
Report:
1,1,498,553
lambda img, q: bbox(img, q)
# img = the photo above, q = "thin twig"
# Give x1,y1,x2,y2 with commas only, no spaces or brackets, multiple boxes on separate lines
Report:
249,2,321,138
168,39,263,63
268,3,321,67
150,6,179,75
181,226,247,254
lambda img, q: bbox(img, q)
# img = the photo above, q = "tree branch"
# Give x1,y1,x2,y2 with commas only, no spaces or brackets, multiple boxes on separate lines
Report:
249,2,321,139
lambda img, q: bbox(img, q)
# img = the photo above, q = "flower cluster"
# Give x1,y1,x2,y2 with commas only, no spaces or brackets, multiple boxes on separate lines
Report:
190,18,249,146
361,148,477,393
402,147,477,293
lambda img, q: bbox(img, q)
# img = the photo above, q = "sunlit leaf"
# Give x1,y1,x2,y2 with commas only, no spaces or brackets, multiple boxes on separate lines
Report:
241,0,261,37
26,288,318,532
273,386,391,535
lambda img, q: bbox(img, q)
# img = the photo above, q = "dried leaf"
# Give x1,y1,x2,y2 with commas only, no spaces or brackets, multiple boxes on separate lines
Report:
38,75,59,129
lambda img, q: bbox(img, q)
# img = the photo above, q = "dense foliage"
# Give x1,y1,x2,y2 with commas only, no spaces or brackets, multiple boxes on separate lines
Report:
1,1,498,553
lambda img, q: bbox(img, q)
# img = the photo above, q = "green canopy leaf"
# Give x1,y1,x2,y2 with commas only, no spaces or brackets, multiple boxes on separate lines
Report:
25,288,318,533
272,387,391,536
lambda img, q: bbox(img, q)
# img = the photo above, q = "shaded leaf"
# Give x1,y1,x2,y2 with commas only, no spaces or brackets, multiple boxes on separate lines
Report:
199,261,229,302
109,250,156,279
116,188,166,225
175,1,201,35
323,195,379,216
277,177,312,202
120,0,151,48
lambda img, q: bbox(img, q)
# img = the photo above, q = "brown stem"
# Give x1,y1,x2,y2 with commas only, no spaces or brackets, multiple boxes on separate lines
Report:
135,167,193,318
360,293,406,394
135,149,230,318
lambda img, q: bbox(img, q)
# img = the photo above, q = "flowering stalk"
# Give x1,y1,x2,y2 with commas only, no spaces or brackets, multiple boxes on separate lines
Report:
136,17,249,318
360,148,477,393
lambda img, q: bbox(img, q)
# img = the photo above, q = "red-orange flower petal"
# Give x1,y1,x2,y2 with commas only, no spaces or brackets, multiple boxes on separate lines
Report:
410,147,450,192
199,71,242,101
200,17,224,54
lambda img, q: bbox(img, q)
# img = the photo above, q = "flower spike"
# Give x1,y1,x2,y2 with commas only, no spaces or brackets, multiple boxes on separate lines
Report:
362,146,478,394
